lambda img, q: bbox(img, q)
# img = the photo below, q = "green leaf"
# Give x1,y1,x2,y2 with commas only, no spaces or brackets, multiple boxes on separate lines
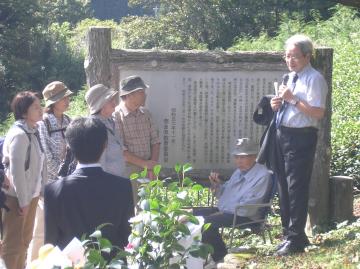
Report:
169,263,181,269
140,167,148,178
87,249,104,265
168,182,179,192
172,242,185,252
177,223,191,235
183,163,192,173
183,177,193,186
203,223,212,232
153,164,161,177
191,184,203,192
174,163,181,174
150,199,160,210
99,238,112,249
130,173,139,180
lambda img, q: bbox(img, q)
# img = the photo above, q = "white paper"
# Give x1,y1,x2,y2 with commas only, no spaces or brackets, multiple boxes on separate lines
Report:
62,237,86,266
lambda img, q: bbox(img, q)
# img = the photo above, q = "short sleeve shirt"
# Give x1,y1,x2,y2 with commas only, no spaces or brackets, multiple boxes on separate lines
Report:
113,102,160,161
281,64,328,128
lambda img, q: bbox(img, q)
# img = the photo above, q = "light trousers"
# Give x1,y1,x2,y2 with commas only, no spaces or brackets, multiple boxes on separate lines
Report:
1,195,39,269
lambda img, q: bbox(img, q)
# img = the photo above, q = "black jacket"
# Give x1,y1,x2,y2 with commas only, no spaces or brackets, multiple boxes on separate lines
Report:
44,167,134,250
254,95,279,172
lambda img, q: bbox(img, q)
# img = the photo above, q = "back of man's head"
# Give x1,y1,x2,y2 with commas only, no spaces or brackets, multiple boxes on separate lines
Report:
65,117,107,164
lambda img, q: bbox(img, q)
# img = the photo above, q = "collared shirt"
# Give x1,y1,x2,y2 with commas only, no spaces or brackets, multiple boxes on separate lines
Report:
113,102,160,162
76,163,101,169
90,115,125,177
38,113,71,181
281,64,328,128
216,163,272,219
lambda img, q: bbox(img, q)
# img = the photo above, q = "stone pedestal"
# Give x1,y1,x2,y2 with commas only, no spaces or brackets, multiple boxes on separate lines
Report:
329,176,354,223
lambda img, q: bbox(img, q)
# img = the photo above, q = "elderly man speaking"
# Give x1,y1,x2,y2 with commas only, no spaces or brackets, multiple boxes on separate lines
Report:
193,138,273,263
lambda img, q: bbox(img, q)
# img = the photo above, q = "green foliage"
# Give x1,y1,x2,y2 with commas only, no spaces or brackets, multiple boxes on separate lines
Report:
82,225,129,269
0,0,90,120
126,0,337,49
66,85,89,118
230,5,360,184
0,114,14,137
127,164,213,267
116,16,206,50
37,0,91,26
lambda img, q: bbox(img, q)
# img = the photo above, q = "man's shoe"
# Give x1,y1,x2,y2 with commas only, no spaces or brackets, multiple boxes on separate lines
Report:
275,240,288,251
275,241,305,256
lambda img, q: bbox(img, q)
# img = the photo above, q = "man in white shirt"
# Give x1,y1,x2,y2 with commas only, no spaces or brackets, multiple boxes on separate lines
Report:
270,34,328,256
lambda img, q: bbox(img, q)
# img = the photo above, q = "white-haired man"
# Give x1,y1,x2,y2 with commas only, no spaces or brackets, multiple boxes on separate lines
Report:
271,34,328,255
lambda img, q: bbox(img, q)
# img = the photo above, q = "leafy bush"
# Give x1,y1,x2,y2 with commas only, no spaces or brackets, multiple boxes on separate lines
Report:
127,164,213,268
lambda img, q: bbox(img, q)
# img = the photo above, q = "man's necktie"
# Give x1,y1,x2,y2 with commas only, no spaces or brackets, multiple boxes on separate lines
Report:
276,74,298,128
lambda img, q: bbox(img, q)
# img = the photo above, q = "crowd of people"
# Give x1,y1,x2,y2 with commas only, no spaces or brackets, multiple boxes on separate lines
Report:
0,34,328,269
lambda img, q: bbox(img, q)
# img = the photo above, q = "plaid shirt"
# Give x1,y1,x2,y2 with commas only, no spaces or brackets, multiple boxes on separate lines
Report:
114,102,160,161
38,113,70,181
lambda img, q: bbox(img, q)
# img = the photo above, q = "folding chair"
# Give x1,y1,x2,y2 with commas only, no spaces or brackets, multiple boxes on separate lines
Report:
228,173,276,249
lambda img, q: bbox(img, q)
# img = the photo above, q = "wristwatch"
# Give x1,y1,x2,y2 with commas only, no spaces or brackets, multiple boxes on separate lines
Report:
289,96,300,106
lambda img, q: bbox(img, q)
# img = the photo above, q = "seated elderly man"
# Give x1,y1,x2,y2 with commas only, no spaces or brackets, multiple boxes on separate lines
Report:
44,117,134,257
193,138,272,263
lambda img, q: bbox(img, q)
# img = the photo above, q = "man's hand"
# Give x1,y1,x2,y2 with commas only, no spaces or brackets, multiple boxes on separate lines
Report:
279,85,295,103
209,172,222,192
270,96,282,111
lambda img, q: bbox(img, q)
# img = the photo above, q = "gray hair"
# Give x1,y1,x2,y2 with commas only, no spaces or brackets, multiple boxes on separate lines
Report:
285,34,314,56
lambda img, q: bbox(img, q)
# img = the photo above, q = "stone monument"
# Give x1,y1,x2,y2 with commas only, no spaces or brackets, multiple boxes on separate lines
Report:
85,27,333,229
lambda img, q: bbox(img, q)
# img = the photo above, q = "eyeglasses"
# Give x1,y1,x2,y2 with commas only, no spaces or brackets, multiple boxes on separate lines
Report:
283,54,304,61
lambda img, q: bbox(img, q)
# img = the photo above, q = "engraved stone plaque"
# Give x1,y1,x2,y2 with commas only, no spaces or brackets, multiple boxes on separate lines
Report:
119,70,284,178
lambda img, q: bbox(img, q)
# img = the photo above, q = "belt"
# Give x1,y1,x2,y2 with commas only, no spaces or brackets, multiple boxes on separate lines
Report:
279,126,318,134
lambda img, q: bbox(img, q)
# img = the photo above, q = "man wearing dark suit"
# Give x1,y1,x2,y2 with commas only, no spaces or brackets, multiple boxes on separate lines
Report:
44,117,134,253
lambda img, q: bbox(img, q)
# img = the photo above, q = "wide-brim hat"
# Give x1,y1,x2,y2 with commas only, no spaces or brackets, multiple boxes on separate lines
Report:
120,75,149,97
43,81,73,107
231,138,259,156
85,84,119,115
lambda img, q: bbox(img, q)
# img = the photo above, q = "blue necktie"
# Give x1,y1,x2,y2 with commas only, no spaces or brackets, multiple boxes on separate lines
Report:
276,74,298,128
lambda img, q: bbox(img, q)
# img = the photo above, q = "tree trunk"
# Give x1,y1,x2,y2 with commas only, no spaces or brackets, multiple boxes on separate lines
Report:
85,27,111,88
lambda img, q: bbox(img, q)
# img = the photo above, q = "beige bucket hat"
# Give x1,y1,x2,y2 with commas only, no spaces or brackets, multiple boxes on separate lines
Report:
85,84,119,115
42,81,73,107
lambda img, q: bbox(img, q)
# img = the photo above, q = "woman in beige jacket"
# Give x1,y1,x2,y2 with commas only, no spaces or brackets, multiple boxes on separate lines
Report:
1,91,47,269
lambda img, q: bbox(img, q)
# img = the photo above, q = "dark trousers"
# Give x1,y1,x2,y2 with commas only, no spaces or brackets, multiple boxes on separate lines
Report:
193,207,251,262
275,126,317,247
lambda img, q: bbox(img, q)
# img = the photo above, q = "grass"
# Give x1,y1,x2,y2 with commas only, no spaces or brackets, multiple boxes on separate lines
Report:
220,197,360,268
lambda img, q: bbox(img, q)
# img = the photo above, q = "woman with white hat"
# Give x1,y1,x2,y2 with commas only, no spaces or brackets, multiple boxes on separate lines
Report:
28,81,74,263
85,84,125,177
